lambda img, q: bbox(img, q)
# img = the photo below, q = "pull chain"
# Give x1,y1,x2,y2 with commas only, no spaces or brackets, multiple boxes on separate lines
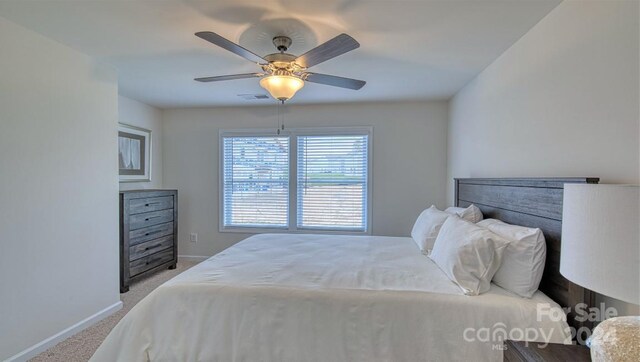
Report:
276,101,281,135
276,100,285,135
281,100,285,132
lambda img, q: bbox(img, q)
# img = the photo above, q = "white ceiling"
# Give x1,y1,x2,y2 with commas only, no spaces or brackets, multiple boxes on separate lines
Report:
0,0,560,108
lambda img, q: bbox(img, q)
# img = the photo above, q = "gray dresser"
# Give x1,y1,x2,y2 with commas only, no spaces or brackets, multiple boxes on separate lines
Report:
119,189,178,293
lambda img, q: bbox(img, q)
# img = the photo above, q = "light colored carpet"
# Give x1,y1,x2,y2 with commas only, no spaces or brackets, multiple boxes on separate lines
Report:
30,260,200,362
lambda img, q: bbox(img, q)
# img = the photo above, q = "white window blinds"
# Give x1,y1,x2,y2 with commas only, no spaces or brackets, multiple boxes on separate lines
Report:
296,135,369,231
222,136,289,228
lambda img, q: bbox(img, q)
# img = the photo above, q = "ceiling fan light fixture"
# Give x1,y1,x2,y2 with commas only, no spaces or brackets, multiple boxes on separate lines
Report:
259,75,304,102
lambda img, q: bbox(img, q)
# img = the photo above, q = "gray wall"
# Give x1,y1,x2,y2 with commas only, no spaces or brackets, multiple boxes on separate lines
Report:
0,17,120,359
162,101,449,257
448,1,639,314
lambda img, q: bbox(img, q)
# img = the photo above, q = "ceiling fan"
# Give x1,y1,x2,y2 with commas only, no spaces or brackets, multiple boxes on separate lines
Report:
194,31,366,102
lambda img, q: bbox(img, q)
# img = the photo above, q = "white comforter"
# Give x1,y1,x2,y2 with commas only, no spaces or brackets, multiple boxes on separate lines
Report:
92,234,571,362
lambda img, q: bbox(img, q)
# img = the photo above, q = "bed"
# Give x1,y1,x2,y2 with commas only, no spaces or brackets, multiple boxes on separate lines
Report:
91,177,598,362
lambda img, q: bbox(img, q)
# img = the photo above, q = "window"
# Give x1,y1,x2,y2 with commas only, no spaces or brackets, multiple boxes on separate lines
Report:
220,128,371,233
222,136,289,228
297,135,368,231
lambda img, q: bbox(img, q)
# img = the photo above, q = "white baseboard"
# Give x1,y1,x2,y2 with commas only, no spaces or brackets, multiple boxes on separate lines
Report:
5,301,123,362
178,255,210,262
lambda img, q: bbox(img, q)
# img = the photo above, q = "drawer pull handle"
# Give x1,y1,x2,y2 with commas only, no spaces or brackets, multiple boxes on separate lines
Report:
145,216,161,221
144,230,161,237
144,243,163,251
145,202,160,207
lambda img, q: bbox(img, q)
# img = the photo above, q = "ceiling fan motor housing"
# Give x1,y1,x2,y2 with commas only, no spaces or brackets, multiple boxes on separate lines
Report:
272,36,292,52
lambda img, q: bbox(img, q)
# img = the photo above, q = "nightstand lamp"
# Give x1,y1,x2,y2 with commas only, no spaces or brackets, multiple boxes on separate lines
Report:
561,184,639,362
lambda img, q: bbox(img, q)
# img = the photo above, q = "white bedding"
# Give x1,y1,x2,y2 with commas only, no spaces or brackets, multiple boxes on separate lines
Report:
92,233,571,362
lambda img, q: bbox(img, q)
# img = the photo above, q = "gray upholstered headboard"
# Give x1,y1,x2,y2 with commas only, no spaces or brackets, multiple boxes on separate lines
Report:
454,177,599,336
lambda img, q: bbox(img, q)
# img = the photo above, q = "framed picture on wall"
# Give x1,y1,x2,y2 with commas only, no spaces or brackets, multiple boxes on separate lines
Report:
118,123,151,182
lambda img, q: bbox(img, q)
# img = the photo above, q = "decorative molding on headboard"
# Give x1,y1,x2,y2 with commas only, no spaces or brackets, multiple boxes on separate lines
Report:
454,177,599,340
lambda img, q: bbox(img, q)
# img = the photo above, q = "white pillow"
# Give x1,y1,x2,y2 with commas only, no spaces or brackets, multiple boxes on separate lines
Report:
411,206,451,253
445,204,483,223
429,216,510,295
477,219,546,298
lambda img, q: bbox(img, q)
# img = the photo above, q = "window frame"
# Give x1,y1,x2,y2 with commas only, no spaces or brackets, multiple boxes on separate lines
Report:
219,126,373,235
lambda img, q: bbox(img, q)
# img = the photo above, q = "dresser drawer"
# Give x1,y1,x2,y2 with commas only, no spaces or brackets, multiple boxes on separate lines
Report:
129,235,174,261
129,221,174,246
130,209,174,230
129,249,174,277
129,196,174,215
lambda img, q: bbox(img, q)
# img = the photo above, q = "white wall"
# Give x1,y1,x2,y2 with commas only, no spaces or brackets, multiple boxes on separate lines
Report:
448,1,639,315
0,17,121,360
118,95,163,191
163,101,448,257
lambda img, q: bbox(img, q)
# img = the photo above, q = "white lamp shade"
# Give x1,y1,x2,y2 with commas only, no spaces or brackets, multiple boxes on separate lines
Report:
561,184,640,305
259,75,304,101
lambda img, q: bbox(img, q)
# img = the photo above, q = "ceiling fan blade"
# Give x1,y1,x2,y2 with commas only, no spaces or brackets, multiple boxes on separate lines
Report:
304,73,366,90
195,31,267,64
194,73,264,82
295,33,360,68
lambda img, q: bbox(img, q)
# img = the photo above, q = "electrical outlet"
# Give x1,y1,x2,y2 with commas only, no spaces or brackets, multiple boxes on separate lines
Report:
190,233,198,243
